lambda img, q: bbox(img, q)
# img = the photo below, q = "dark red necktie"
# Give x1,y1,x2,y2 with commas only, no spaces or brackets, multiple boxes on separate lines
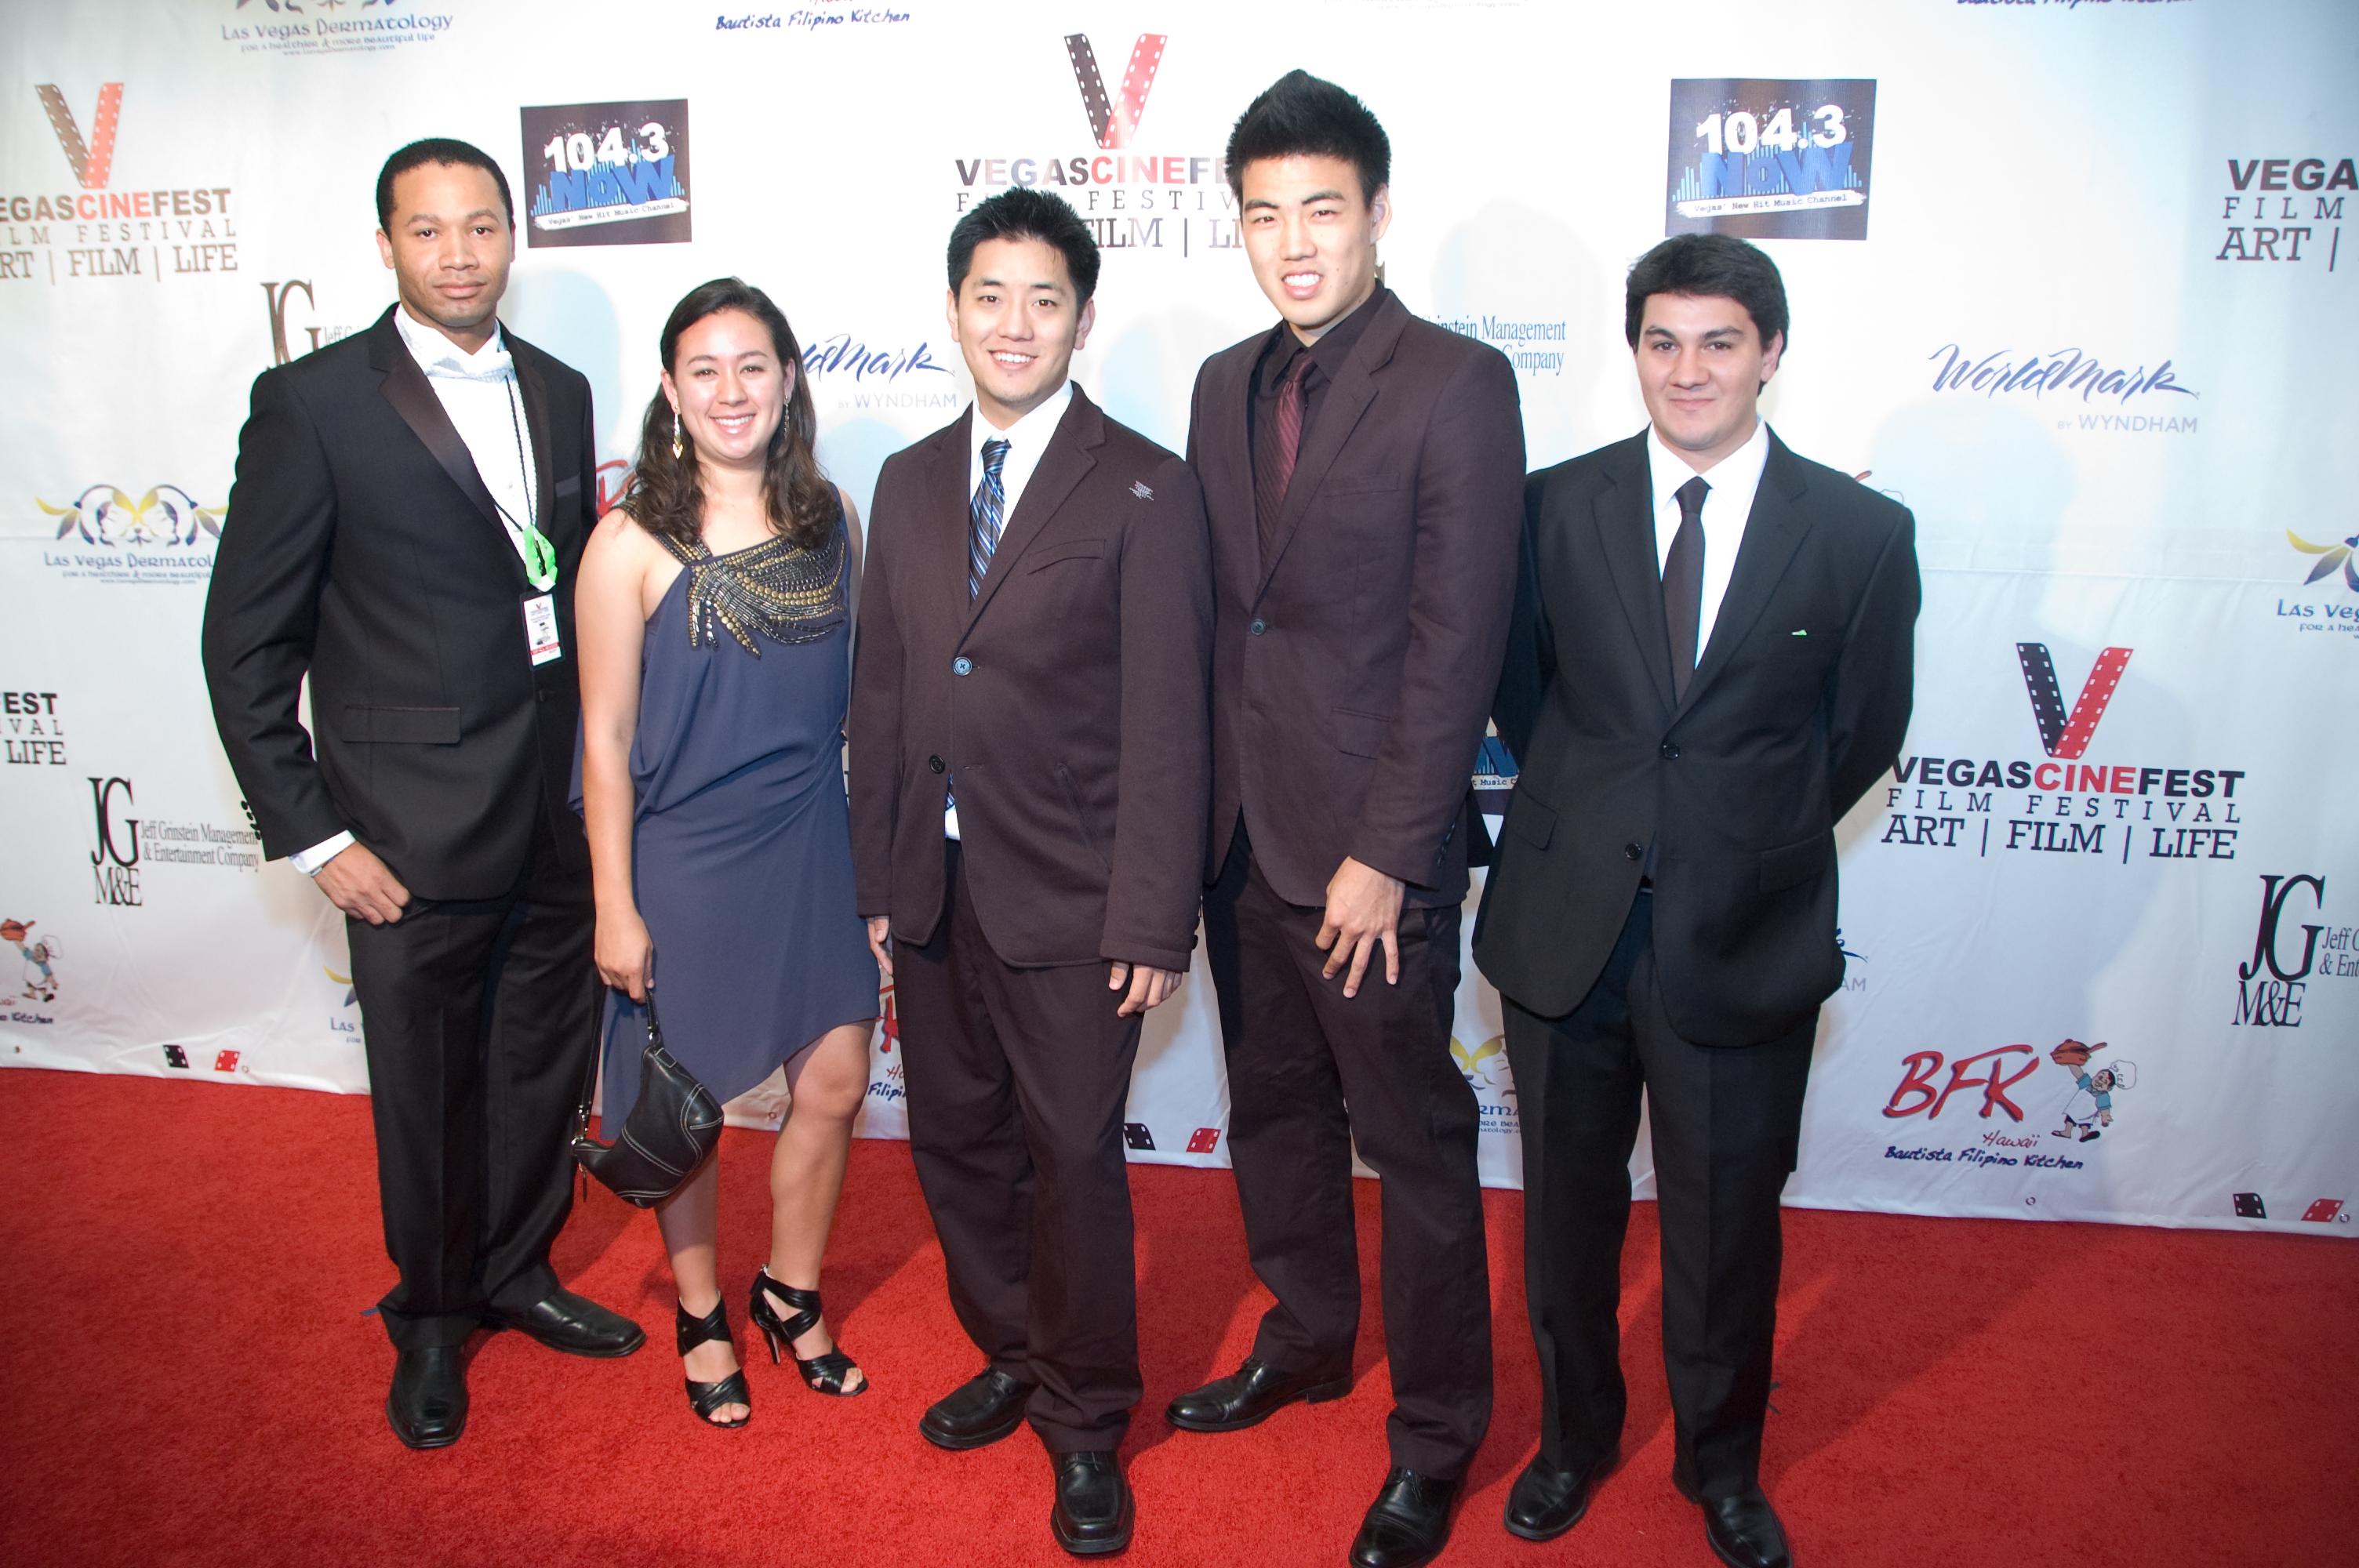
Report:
1255,350,1312,561
1664,476,1709,701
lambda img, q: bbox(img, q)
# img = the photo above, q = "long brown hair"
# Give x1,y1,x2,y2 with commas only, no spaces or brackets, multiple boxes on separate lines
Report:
623,277,835,551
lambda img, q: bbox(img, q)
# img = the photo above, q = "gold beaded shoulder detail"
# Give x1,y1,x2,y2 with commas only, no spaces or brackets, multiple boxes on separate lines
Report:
662,520,847,657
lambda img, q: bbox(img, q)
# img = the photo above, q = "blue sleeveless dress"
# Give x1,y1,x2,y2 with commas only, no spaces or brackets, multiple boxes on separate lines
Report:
588,517,878,1113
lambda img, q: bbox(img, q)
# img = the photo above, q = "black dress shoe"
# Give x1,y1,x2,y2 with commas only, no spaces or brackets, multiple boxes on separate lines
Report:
387,1345,467,1450
1701,1488,1793,1568
1165,1355,1351,1432
1350,1468,1459,1568
1049,1450,1134,1557
1502,1450,1609,1542
920,1367,1036,1451
485,1287,645,1358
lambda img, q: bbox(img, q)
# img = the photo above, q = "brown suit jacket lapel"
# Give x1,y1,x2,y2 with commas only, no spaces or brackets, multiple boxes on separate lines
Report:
967,387,1101,630
1256,291,1407,600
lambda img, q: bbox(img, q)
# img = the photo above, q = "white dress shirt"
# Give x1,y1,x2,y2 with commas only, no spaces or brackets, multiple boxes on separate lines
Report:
946,379,1074,840
290,310,545,877
1646,415,1772,659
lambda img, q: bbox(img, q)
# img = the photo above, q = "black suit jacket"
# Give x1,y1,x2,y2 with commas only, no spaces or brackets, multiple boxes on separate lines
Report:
1474,429,1919,1044
202,305,599,900
847,386,1213,972
1187,290,1525,908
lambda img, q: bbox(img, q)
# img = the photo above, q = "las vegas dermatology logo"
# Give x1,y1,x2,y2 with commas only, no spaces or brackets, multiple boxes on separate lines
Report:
522,101,691,247
1877,640,2252,864
222,0,454,58
1452,1033,1518,1137
2214,155,2350,269
1927,342,2199,435
2231,875,2354,1029
5,84,241,285
1665,78,1875,241
35,485,222,586
952,35,1235,260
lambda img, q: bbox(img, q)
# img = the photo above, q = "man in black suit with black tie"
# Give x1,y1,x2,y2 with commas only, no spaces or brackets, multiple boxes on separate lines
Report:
202,139,643,1451
1474,234,1918,1568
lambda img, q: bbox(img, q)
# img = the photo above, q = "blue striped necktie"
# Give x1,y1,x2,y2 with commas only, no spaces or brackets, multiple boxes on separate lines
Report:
969,437,1010,599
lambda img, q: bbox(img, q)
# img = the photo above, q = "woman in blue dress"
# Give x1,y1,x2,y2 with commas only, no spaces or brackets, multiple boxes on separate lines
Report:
576,278,878,1427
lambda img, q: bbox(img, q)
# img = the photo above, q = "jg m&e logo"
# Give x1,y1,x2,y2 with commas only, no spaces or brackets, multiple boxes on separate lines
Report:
950,34,1234,260
4,83,242,285
2231,874,2356,1029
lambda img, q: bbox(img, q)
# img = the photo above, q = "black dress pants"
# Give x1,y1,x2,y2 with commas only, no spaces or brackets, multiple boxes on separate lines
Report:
1504,889,1814,1501
1201,825,1493,1479
344,809,595,1350
894,840,1144,1454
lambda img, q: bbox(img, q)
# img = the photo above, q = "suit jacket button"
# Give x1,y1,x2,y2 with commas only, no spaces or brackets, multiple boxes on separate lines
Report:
928,755,945,774
536,689,550,703
1623,842,1644,862
1660,741,1680,760
1249,619,1267,636
951,656,974,675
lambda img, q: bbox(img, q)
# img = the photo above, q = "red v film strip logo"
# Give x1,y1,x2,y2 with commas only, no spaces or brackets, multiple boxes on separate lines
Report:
38,83,122,190
1063,34,1166,150
2016,642,2132,760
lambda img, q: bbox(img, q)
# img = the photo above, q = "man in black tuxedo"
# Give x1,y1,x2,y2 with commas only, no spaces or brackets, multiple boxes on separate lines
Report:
1474,234,1917,1568
202,139,643,1450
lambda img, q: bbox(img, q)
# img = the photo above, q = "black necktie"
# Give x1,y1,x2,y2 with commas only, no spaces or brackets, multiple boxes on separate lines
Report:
1663,475,1709,701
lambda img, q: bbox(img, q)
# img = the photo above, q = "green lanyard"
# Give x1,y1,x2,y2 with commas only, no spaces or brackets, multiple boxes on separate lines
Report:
501,377,558,592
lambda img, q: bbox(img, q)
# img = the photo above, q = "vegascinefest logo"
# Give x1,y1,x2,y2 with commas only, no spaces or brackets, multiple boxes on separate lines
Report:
2,83,241,285
950,34,1237,259
2212,154,2351,268
1664,78,1876,241
1877,640,2254,864
521,100,691,247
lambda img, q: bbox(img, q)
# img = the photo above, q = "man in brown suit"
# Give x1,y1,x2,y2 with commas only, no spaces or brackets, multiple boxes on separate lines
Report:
846,187,1212,1558
1162,72,1525,1568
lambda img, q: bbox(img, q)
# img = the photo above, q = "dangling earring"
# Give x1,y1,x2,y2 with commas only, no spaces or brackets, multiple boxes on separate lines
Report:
671,411,684,462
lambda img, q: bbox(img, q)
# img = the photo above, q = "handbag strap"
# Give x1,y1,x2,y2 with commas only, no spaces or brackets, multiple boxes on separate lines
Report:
572,985,666,1133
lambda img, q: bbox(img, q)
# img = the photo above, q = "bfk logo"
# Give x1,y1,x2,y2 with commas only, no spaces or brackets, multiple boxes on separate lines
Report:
1063,34,1165,150
2233,874,2327,1028
2016,642,2129,760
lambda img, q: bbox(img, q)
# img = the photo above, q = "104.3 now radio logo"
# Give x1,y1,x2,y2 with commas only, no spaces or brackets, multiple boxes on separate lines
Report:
2230,874,2354,1029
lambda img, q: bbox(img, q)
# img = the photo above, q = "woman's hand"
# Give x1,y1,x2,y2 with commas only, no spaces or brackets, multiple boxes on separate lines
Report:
867,916,893,978
597,909,655,1001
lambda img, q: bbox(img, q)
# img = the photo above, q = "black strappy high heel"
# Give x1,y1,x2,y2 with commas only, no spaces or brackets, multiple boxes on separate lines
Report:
749,1267,867,1396
675,1298,751,1428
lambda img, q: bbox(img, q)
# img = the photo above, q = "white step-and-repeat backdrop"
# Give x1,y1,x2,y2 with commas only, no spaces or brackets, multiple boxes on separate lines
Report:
3,0,2352,1235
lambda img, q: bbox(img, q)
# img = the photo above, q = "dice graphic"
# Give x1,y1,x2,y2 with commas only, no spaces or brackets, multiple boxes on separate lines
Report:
162,1044,189,1069
2302,1199,2344,1224
1123,1123,1155,1151
213,1049,242,1073
2232,1192,2266,1220
1186,1127,1220,1155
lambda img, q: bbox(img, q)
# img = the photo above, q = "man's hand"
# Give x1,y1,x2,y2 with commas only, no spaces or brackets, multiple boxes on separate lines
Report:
1316,856,1405,998
313,842,410,926
867,916,894,978
596,908,654,1002
1108,962,1186,1017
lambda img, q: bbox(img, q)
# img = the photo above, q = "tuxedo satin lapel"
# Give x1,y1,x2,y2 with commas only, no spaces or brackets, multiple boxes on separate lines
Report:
1591,436,1677,715
968,390,1100,628
930,408,978,616
375,319,504,533
511,346,561,543
1682,434,1813,712
1256,297,1403,598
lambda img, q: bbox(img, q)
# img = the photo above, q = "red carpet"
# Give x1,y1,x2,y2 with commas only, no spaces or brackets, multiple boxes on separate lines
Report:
0,1068,2350,1567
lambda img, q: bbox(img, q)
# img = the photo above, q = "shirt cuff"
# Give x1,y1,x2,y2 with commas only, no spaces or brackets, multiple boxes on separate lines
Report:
289,832,356,877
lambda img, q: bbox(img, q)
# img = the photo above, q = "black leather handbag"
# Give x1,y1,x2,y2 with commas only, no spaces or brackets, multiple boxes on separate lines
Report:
569,989,723,1207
